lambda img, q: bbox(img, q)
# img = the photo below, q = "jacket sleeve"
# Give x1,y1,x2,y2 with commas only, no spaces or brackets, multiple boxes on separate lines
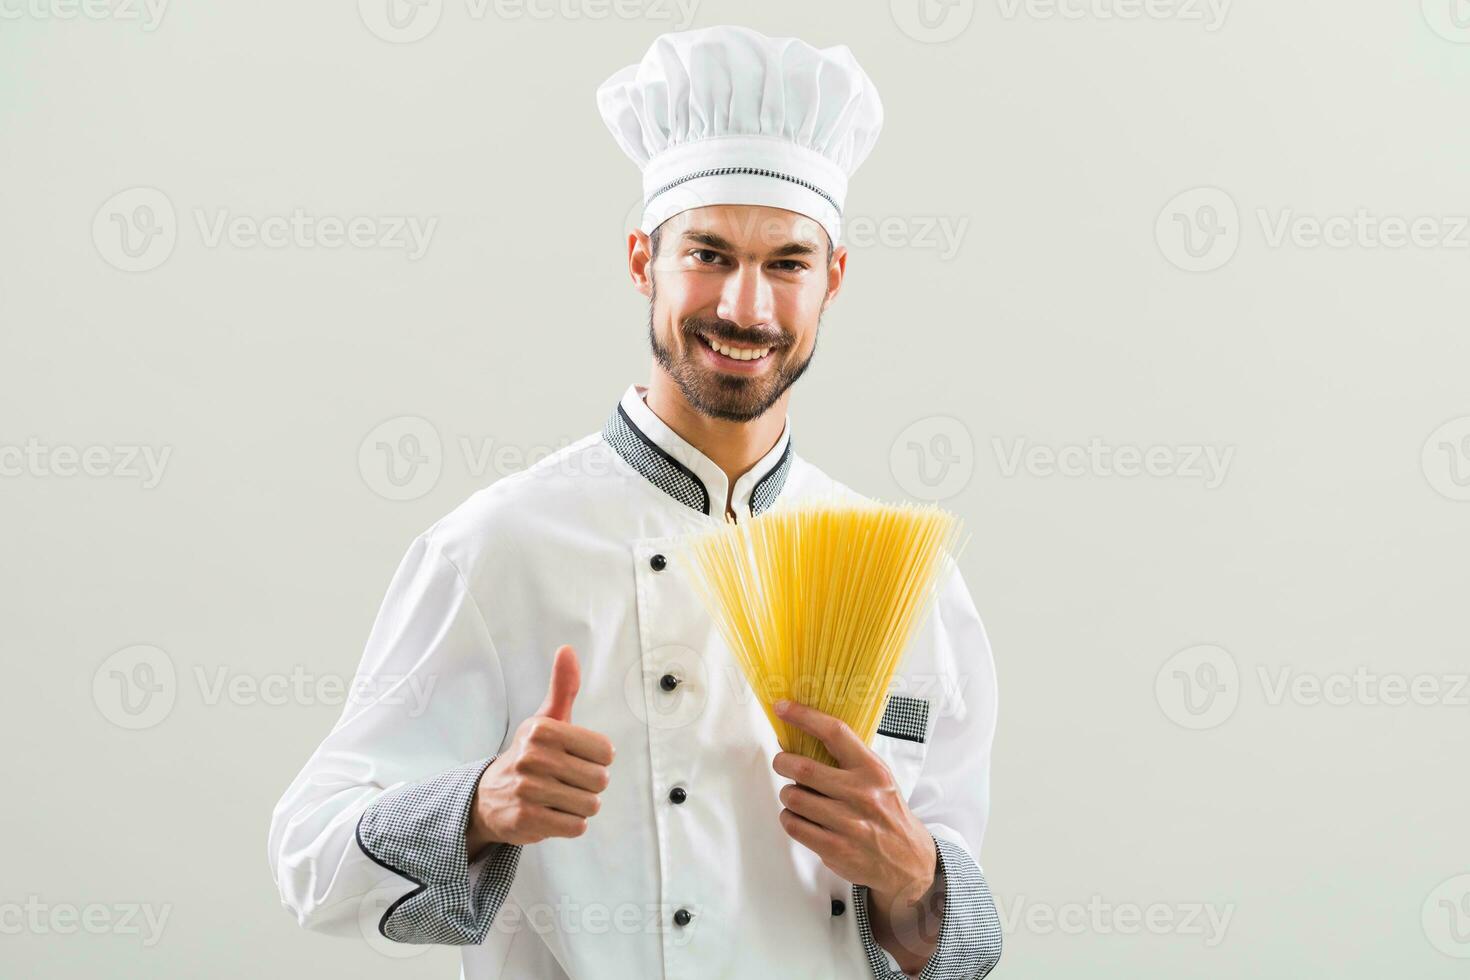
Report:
856,561,1003,980
266,527,521,944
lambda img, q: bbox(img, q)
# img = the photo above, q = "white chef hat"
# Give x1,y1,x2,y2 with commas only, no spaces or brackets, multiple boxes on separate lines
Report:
596,24,884,248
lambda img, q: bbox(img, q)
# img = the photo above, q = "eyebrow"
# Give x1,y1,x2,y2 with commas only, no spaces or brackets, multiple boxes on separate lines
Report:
681,230,821,260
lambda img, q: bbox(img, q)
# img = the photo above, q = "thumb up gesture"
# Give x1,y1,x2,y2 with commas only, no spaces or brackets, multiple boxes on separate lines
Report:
467,646,615,855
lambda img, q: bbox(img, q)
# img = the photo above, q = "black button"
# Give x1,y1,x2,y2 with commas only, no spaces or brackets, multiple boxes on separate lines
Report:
659,673,679,691
650,553,667,571
669,786,687,804
673,908,692,926
831,899,845,917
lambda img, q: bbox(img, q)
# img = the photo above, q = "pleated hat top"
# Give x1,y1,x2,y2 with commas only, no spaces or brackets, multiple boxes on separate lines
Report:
596,24,885,247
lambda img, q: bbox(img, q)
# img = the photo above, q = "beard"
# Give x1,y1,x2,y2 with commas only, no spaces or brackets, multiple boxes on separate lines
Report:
647,280,819,424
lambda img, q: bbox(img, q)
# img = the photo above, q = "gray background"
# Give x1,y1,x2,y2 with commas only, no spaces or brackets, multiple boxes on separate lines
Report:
2,2,1467,977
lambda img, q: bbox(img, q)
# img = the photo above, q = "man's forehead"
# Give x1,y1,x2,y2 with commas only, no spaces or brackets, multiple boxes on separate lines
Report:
669,205,827,255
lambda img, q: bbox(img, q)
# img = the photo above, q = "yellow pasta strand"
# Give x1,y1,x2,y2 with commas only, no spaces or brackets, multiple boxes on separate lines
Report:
677,495,967,768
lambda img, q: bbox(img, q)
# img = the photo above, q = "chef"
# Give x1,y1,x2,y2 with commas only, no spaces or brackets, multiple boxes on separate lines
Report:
268,24,1001,980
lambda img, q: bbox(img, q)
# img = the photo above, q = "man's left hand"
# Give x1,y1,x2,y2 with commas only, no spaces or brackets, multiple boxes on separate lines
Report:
770,698,938,907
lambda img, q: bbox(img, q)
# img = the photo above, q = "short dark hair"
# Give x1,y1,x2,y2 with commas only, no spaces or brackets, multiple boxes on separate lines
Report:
649,222,834,267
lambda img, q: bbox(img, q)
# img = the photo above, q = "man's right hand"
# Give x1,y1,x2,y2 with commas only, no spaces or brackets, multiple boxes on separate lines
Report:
466,645,614,857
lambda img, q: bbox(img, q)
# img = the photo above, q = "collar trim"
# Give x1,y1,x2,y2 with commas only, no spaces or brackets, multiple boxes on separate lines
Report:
604,402,711,515
602,396,793,518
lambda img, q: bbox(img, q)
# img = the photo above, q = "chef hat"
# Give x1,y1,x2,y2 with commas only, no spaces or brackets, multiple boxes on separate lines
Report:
596,24,884,248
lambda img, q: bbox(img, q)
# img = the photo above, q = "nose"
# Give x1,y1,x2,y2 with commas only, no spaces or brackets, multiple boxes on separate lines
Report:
716,259,774,330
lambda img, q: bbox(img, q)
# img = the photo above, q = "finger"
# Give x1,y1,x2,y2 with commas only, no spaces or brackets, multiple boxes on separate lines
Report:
778,783,853,833
536,645,580,722
773,699,871,770
522,775,602,819
555,724,616,766
529,750,610,794
526,804,589,839
772,751,856,799
525,716,616,766
778,807,845,856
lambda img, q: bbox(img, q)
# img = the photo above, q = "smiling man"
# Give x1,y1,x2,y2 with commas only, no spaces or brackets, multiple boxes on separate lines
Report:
268,24,1001,980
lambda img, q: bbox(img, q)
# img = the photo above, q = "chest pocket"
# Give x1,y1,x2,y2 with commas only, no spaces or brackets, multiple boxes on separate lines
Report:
871,694,931,799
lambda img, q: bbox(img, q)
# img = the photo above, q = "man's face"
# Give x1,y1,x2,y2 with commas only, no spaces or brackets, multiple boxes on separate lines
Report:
638,205,843,423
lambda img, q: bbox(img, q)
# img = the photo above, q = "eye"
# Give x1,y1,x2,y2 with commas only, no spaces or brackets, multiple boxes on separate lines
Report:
772,260,808,272
692,249,725,265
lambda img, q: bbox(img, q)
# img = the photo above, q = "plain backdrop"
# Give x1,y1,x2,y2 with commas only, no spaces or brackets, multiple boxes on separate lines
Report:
3,2,1468,977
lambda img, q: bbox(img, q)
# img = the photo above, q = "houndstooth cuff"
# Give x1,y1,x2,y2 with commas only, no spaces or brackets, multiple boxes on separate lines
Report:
854,834,1002,980
355,756,522,944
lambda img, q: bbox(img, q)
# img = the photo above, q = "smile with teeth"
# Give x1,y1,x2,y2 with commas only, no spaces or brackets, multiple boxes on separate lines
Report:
699,333,774,361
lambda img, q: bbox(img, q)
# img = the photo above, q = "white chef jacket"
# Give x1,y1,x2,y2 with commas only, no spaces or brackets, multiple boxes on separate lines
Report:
268,383,1002,979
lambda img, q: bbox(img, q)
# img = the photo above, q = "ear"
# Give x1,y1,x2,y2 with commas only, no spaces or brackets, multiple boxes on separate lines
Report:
629,230,654,299
823,243,847,312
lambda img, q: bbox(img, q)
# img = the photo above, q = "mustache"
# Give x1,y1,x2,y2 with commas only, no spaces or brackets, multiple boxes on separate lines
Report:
683,317,788,349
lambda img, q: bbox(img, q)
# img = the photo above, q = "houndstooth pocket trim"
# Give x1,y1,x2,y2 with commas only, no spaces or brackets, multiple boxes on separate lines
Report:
876,694,930,743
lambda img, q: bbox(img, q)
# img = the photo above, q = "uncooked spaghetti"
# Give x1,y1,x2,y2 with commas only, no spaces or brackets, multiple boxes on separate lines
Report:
677,496,967,767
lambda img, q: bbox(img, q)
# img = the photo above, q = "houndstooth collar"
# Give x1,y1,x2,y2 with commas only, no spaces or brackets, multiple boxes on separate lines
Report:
602,383,794,521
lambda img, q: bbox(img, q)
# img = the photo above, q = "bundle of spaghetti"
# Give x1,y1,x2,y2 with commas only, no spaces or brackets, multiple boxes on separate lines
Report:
677,495,967,767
